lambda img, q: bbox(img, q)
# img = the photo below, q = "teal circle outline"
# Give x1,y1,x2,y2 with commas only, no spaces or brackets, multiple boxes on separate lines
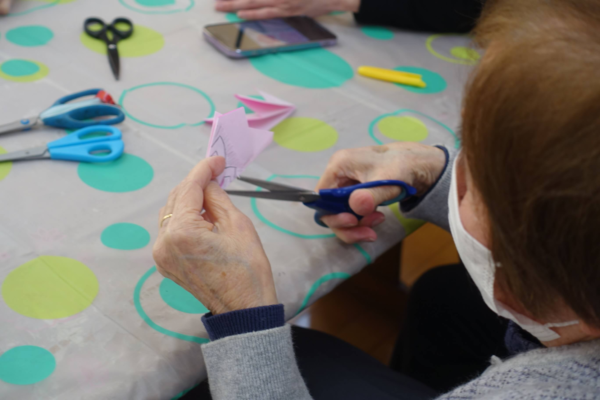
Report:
249,174,371,263
118,0,195,14
369,109,460,148
8,0,60,17
159,278,209,314
249,48,354,89
394,66,447,94
0,345,56,385
118,82,215,129
251,174,336,240
6,25,54,47
134,266,210,344
360,26,394,40
77,153,154,193
296,272,350,314
101,223,151,250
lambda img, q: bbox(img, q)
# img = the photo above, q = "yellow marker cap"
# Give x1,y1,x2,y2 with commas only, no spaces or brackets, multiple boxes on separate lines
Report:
358,66,426,88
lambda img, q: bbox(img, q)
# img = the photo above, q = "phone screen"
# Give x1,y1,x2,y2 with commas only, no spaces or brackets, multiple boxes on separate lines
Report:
205,17,336,52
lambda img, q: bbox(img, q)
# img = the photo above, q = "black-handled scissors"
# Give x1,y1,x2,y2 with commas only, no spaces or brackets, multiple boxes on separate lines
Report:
84,17,134,81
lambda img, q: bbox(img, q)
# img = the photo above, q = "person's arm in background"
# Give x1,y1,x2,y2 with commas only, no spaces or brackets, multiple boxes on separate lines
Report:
0,0,13,15
215,0,483,33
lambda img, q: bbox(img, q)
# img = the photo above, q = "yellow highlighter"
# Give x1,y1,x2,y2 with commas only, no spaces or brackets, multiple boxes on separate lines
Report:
358,66,427,88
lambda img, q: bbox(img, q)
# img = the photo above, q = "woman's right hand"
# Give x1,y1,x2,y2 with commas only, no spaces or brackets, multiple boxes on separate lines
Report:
0,0,13,15
316,143,446,243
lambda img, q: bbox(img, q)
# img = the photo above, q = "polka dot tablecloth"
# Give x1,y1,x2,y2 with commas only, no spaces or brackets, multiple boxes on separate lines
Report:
0,1,474,398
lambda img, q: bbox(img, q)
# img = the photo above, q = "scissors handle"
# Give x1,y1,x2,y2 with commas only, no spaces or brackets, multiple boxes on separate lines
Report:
42,104,125,129
306,180,417,227
47,126,124,163
53,89,104,106
84,17,133,43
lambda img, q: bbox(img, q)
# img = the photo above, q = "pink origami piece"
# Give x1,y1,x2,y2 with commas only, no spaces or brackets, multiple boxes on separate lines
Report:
205,91,295,131
206,107,273,189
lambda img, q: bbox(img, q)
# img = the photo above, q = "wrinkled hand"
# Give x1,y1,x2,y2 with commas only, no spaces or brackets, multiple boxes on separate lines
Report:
153,156,278,315
316,143,446,243
0,0,13,15
215,0,360,20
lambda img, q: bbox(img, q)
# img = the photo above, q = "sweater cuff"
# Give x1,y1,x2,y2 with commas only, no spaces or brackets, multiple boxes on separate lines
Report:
201,304,285,341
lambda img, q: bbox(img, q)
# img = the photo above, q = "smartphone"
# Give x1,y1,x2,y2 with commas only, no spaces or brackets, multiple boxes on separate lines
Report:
204,16,337,58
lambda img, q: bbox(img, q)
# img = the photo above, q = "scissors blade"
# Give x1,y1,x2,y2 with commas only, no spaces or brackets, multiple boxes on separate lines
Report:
0,117,39,135
107,45,120,80
226,190,321,203
237,176,306,192
0,146,49,162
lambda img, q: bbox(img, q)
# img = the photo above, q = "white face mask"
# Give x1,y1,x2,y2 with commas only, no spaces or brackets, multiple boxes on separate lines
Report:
447,157,578,343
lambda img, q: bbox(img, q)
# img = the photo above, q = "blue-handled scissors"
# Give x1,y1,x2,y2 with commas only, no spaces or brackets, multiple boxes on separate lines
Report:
0,126,124,164
0,89,125,135
226,177,417,227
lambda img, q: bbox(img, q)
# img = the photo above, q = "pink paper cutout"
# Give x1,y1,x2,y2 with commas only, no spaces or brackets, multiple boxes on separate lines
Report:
205,91,295,131
206,107,273,188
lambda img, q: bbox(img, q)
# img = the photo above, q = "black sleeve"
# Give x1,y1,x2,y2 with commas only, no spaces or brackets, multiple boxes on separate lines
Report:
354,0,485,33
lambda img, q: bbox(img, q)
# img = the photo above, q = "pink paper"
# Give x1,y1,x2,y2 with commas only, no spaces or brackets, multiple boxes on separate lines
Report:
206,107,273,188
205,91,295,131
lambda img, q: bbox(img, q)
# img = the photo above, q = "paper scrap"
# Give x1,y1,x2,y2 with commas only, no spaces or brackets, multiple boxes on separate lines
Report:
206,107,273,188
205,91,295,131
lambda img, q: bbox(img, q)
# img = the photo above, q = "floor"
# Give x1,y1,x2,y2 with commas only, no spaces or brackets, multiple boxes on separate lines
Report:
292,222,459,364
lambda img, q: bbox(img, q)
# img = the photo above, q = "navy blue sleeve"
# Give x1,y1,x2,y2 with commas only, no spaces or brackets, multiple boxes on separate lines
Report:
400,145,449,213
354,0,484,33
201,304,285,341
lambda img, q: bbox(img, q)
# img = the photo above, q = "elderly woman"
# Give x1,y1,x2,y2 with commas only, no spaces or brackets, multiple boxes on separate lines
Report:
154,0,600,398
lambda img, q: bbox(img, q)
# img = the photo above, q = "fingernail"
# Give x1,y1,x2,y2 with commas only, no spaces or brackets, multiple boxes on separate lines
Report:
372,216,385,227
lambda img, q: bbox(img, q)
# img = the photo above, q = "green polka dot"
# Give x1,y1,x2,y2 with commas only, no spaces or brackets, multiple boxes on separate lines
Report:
6,26,54,47
0,346,56,385
273,117,338,152
80,25,164,57
225,12,244,22
329,11,345,15
0,147,13,182
361,26,393,40
1,256,99,320
0,59,49,82
250,48,353,89
136,0,174,6
101,223,150,250
450,46,480,62
159,278,209,314
393,66,446,94
78,153,154,193
377,116,428,142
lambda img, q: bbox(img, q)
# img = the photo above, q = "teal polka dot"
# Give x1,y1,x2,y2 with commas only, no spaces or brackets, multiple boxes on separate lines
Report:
6,26,54,47
78,153,154,193
361,26,393,40
101,223,150,250
394,66,447,94
159,278,209,314
329,11,346,15
250,48,353,89
1,60,40,77
136,0,175,6
225,12,244,22
0,346,56,385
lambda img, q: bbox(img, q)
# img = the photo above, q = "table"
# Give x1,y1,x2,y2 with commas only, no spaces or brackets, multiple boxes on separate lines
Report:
0,1,472,398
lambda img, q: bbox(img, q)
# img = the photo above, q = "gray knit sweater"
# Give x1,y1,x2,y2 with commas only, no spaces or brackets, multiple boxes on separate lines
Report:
201,148,600,399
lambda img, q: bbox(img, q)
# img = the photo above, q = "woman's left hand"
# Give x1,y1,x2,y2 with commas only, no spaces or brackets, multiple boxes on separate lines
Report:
152,156,279,315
